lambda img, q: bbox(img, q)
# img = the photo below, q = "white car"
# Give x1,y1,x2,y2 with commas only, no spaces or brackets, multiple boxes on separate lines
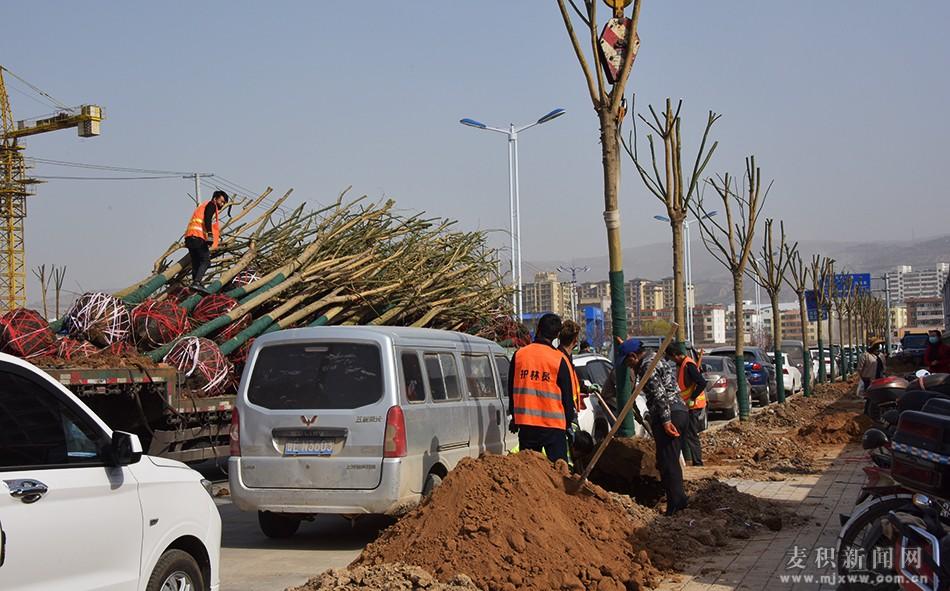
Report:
768,351,802,394
572,353,650,440
0,353,221,591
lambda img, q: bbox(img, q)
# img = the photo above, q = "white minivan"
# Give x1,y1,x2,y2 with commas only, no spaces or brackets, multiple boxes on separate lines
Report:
229,326,511,538
0,353,221,591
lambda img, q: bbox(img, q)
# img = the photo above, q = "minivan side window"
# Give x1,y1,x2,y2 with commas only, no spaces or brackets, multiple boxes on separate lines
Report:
494,354,510,390
401,352,426,403
462,354,497,398
0,371,106,470
424,353,461,402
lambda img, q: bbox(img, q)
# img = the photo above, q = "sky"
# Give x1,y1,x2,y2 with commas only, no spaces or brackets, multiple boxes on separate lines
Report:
5,1,950,301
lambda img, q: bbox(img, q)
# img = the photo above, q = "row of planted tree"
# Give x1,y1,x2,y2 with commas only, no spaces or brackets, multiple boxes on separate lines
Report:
554,0,889,426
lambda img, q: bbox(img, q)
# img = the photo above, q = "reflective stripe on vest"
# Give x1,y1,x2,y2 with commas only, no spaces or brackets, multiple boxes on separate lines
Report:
512,343,567,429
184,201,221,249
678,357,706,409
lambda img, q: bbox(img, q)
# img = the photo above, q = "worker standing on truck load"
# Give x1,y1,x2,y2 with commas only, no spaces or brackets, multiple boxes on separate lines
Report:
620,338,689,515
183,190,229,290
668,343,707,467
508,313,576,463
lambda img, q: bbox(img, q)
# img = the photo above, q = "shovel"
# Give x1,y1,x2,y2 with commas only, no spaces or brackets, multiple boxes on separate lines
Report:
568,323,678,494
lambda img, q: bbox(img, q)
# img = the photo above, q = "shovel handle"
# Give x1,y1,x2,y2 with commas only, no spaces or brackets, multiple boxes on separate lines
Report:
575,323,678,487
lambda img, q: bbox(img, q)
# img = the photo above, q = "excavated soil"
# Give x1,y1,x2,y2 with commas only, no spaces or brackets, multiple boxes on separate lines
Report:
582,437,664,506
356,451,662,591
31,352,162,369
700,380,863,479
291,564,481,591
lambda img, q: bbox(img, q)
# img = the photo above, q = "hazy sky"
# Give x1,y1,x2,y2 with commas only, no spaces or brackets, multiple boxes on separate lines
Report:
6,1,949,300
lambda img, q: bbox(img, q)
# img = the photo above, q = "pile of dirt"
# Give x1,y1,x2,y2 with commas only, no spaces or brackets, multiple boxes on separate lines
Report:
582,437,665,506
703,422,819,476
291,563,481,590
633,478,796,570
795,412,874,444
355,451,662,591
30,352,162,369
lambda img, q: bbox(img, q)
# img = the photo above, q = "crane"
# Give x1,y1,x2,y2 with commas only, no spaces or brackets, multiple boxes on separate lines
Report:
0,65,103,312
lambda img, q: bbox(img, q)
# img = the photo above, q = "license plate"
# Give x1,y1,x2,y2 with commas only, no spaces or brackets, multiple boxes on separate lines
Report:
284,438,335,456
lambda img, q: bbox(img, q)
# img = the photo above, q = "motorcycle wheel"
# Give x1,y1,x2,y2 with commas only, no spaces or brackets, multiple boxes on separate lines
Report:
836,494,913,590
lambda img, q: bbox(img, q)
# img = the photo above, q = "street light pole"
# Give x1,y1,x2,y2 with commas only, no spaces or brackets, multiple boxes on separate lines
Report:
460,109,566,322
653,211,717,344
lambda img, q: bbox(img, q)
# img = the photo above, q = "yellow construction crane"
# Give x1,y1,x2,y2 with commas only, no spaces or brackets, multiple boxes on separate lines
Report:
0,65,103,312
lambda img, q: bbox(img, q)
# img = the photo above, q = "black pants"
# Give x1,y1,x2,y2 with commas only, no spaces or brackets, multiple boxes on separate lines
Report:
653,408,689,515
519,425,568,463
185,236,211,284
683,408,703,466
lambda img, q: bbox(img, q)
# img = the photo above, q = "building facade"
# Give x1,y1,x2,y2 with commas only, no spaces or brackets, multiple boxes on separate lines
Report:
886,264,950,304
906,296,945,330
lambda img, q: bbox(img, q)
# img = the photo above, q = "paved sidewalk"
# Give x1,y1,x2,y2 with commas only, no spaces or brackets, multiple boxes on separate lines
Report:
658,444,868,591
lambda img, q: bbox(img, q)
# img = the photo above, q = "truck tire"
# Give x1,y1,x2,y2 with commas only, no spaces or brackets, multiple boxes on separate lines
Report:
146,549,205,591
258,511,301,539
422,472,443,499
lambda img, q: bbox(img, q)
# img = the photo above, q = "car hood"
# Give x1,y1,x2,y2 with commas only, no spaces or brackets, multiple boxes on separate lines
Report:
147,455,192,471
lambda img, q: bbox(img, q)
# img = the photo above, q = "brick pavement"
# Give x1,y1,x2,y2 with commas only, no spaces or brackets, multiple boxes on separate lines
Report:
657,444,868,591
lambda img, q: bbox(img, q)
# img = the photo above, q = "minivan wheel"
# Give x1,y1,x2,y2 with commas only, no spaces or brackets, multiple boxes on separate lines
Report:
422,473,443,498
146,549,204,591
258,511,301,539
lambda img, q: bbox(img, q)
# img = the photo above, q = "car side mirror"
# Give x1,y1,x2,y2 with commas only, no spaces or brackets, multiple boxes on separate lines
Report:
109,431,143,466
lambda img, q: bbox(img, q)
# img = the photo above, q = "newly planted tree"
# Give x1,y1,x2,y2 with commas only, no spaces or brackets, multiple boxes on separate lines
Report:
749,219,794,403
831,274,852,377
692,156,770,419
624,99,719,340
783,246,812,396
810,256,834,383
555,0,642,435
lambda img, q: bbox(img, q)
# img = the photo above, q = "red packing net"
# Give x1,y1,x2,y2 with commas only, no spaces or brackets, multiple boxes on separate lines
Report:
131,299,191,349
163,337,232,396
215,313,251,344
228,337,255,368
101,340,138,357
0,308,56,358
228,268,261,289
191,294,239,324
57,337,99,361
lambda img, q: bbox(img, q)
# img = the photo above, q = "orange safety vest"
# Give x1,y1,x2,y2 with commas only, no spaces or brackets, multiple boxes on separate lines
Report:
184,201,221,249
512,343,567,430
559,349,581,411
678,357,707,409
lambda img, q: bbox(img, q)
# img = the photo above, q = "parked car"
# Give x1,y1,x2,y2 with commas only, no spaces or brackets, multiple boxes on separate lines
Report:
767,351,802,394
572,352,620,442
229,326,512,538
781,339,812,382
0,352,221,591
700,355,739,419
708,347,777,405
899,332,930,365
809,347,833,378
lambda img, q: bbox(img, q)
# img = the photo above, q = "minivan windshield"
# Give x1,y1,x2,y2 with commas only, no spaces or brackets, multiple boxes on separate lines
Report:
247,342,383,410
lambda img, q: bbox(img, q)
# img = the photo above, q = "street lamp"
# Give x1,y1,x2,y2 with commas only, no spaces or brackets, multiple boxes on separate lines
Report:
557,264,590,323
653,211,718,343
460,108,566,320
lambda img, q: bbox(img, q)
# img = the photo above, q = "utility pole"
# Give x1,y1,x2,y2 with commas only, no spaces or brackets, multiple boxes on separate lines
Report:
557,265,589,323
883,274,892,353
184,172,215,204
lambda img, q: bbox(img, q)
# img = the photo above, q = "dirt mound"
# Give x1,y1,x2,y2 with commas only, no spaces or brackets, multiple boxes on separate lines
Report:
702,422,819,476
796,412,873,444
31,352,161,369
635,478,796,569
355,452,663,591
292,563,481,590
583,437,665,506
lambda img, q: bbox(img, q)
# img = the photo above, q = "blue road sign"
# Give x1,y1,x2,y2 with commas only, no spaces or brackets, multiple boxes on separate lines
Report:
805,290,829,322
831,273,871,295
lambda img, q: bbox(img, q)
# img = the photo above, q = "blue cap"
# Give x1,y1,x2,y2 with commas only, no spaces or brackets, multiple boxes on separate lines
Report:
618,338,643,357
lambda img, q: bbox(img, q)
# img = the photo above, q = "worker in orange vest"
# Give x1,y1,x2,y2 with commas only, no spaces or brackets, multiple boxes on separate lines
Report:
507,313,576,463
183,190,228,290
669,343,707,466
